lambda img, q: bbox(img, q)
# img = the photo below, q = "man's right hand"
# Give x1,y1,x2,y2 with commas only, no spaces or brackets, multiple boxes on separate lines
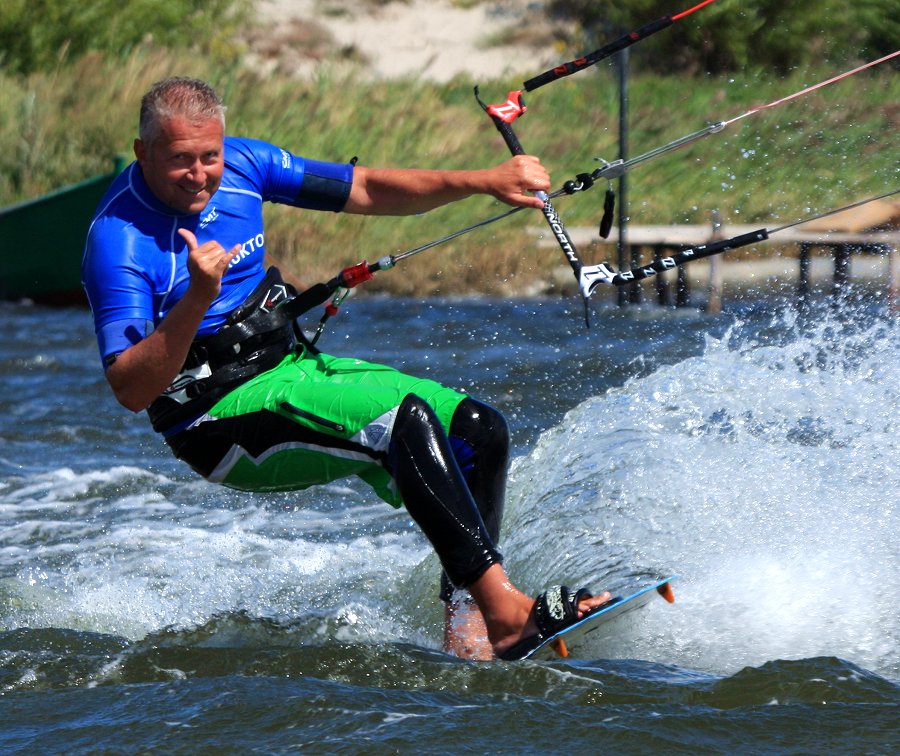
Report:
177,228,240,300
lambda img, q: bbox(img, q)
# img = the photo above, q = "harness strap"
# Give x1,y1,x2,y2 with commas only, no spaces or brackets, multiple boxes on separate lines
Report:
185,278,332,365
147,268,333,434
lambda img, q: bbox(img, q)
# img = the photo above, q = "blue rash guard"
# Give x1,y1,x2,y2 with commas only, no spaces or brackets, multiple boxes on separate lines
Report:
82,136,354,366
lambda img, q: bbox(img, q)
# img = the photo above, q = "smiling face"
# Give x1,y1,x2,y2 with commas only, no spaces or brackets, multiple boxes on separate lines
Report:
133,115,225,215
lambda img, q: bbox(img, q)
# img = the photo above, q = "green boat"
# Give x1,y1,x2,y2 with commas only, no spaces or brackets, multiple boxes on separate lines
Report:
0,157,124,305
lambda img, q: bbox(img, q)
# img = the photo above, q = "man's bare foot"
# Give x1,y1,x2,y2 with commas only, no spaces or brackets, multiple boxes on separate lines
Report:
443,597,493,661
465,564,612,659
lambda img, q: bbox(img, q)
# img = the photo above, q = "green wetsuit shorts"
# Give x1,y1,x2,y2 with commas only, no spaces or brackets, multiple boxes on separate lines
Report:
167,347,467,508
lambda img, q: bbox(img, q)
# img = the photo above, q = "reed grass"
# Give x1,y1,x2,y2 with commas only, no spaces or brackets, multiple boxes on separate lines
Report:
1,44,896,295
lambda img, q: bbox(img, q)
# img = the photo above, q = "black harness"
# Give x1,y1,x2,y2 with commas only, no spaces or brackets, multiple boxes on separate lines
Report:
147,268,331,433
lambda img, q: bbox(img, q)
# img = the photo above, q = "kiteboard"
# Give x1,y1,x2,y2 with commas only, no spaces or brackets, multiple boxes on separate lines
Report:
526,575,678,661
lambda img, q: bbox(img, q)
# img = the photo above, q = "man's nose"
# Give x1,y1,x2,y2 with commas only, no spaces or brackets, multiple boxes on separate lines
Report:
186,160,206,184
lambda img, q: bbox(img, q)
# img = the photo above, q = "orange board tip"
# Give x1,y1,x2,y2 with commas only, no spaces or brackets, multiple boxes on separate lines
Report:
551,638,569,658
657,582,676,604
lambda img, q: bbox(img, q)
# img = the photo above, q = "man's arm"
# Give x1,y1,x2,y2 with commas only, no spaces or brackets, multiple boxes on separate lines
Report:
106,229,239,412
343,155,550,215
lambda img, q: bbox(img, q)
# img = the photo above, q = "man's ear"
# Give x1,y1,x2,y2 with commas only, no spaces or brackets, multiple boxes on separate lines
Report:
133,138,146,164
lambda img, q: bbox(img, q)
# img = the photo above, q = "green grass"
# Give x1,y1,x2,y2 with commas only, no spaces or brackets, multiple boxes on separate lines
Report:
1,44,896,295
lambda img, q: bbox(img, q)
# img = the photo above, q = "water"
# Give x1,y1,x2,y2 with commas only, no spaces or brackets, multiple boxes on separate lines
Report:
1,293,897,754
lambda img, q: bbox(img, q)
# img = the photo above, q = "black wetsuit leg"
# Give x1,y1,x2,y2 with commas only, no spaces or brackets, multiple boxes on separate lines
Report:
440,397,510,600
387,394,504,591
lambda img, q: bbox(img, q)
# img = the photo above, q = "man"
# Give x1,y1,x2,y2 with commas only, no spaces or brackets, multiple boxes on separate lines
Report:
83,77,608,661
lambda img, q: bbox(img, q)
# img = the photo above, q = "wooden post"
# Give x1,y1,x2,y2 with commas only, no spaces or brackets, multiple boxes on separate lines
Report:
707,209,723,314
654,245,673,306
889,245,900,313
616,47,629,308
708,256,722,314
629,243,643,304
676,246,691,307
832,243,851,304
797,243,811,310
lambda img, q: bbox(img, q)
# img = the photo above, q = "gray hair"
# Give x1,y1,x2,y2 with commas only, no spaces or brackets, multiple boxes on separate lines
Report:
139,77,226,147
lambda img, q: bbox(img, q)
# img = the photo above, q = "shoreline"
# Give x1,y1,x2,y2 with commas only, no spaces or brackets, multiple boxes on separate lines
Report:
250,0,559,82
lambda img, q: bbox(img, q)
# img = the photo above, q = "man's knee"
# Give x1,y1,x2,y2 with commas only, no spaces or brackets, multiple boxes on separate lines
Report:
449,397,509,471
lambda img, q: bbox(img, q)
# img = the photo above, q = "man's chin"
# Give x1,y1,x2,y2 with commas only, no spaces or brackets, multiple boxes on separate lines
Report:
177,194,211,215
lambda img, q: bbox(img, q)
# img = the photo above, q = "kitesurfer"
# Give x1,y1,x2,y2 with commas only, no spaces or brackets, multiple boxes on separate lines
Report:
83,77,610,660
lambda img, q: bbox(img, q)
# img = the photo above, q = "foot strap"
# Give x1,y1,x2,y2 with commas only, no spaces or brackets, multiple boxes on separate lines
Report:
497,585,594,661
533,585,594,637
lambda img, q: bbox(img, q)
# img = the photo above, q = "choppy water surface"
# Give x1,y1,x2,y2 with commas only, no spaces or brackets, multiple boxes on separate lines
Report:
0,293,897,754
